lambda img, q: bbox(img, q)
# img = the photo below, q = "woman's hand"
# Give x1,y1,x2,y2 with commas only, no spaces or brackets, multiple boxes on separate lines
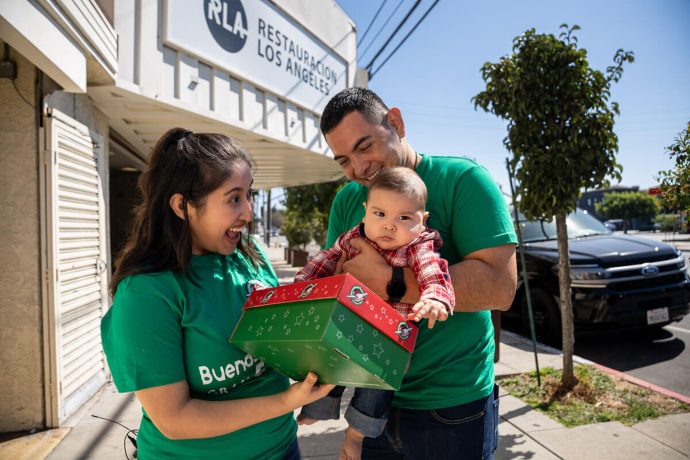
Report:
282,372,335,411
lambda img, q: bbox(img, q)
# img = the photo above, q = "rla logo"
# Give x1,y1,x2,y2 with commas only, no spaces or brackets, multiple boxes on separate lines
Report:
347,286,367,305
205,0,248,53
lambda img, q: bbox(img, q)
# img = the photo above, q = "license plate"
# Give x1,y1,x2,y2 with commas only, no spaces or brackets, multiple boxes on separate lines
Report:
646,307,669,325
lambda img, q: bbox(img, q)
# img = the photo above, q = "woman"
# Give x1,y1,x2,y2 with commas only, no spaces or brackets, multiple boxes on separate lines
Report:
101,128,333,459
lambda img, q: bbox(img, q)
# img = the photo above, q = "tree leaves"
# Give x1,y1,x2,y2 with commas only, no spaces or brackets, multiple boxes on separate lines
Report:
471,25,632,221
657,121,690,222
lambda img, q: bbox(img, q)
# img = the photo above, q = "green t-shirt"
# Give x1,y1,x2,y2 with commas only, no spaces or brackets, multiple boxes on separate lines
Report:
101,242,296,459
327,155,517,409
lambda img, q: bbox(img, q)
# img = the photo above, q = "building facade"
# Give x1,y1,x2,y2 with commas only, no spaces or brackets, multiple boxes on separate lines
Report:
0,0,356,431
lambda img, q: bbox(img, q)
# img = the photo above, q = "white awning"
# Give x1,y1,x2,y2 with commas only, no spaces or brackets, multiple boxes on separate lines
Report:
89,82,343,189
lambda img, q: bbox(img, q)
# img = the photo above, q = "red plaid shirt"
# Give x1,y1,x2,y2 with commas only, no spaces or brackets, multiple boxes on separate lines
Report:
295,223,455,315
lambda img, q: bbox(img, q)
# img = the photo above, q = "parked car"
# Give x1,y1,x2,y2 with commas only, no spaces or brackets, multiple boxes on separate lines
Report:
505,209,690,345
603,219,625,231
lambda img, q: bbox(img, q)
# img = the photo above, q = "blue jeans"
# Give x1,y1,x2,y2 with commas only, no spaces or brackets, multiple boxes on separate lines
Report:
300,386,393,438
281,438,301,460
362,385,500,460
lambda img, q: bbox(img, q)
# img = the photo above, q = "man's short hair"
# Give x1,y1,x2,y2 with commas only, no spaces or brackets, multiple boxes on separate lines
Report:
368,167,427,211
320,87,389,135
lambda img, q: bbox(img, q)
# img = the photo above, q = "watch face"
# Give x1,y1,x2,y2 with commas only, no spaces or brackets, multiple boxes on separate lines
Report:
387,280,406,298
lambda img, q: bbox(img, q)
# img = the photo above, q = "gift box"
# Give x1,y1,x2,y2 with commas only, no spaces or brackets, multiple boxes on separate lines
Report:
229,274,418,390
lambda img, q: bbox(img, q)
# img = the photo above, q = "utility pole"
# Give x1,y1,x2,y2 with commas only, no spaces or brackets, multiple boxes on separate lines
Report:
264,188,271,246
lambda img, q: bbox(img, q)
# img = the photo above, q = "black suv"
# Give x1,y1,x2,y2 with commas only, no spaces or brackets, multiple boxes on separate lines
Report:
504,209,690,345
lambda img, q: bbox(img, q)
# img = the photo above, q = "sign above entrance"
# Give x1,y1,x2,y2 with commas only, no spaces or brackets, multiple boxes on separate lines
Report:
164,0,348,112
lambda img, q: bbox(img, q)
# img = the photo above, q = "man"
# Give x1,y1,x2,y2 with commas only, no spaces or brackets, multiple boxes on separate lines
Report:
304,88,517,459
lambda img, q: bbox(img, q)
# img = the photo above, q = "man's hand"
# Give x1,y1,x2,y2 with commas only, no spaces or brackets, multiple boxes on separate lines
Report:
339,426,365,460
408,299,449,328
340,238,392,298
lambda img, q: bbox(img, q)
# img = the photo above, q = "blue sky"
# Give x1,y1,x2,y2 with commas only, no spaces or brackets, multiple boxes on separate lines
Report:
335,0,690,196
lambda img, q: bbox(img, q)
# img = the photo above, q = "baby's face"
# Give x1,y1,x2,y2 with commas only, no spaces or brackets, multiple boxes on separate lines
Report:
363,188,426,250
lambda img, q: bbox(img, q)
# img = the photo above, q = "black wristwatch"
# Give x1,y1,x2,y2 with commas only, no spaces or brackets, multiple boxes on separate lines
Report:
386,267,407,303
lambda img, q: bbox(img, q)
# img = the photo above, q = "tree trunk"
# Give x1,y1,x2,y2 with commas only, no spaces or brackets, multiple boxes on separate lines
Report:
556,213,578,389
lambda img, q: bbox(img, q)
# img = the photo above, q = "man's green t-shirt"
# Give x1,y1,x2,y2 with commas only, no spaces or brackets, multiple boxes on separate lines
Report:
101,243,296,459
327,155,517,409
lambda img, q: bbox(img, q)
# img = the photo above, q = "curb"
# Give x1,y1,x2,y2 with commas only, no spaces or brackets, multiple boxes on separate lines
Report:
500,330,690,405
589,362,690,405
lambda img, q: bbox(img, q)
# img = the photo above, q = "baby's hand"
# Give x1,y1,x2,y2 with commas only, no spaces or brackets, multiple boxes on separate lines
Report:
408,299,449,328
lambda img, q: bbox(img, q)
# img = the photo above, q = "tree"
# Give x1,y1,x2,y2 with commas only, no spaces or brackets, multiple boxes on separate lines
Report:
657,121,690,231
473,24,633,389
595,191,659,232
282,179,345,248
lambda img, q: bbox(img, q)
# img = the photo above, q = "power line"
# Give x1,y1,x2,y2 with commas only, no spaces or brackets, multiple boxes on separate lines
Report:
365,0,423,71
357,0,388,47
359,0,404,61
370,0,441,80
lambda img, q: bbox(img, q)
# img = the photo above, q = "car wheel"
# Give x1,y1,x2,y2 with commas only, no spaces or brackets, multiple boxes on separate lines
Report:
521,288,562,347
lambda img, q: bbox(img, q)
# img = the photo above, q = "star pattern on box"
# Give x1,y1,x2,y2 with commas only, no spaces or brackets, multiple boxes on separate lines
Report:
238,276,415,391
294,313,306,326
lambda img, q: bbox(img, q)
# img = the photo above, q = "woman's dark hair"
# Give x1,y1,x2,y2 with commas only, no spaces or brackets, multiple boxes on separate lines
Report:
111,128,261,295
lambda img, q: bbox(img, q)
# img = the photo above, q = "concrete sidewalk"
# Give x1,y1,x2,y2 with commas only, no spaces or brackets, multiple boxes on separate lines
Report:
3,244,689,459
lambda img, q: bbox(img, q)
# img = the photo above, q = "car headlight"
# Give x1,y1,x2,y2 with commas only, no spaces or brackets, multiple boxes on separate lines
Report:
570,264,606,281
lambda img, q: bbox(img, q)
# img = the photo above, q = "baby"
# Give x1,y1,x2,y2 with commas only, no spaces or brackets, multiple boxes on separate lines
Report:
295,166,455,455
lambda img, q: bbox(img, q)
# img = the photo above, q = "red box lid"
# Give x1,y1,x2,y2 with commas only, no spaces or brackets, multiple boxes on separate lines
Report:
244,274,418,352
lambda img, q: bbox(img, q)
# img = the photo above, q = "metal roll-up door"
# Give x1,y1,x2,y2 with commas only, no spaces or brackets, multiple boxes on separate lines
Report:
44,109,109,426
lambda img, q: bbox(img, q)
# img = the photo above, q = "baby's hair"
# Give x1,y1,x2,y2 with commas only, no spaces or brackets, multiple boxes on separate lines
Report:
368,167,427,211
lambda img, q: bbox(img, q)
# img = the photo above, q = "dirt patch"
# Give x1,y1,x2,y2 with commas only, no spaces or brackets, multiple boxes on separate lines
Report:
499,365,690,427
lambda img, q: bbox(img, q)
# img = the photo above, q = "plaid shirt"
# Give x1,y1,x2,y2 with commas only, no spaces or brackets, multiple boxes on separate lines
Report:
295,223,455,315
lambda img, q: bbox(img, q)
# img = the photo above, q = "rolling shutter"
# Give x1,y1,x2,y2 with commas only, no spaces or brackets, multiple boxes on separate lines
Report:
44,109,109,425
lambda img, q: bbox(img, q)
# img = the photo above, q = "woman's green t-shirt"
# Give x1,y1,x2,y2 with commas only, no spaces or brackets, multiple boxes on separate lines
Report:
327,155,517,409
101,244,296,459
